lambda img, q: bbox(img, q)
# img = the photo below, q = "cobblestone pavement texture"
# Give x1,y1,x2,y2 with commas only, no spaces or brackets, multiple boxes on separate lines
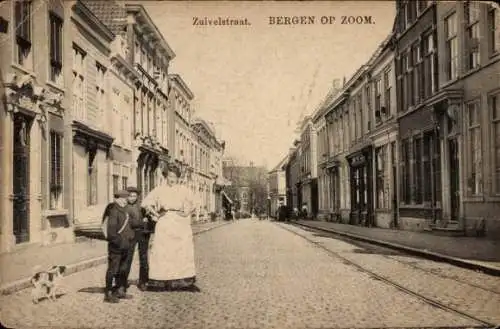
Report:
0,221,229,286
282,223,500,326
0,219,490,329
296,220,500,265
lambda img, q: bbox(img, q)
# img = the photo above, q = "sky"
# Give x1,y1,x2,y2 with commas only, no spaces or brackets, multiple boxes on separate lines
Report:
145,1,396,170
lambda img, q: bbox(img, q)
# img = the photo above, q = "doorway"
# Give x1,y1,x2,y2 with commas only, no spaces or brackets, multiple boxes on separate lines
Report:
12,114,32,244
448,138,460,221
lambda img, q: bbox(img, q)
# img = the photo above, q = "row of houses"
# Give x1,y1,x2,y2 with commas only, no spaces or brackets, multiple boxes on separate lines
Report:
0,0,228,253
273,0,500,239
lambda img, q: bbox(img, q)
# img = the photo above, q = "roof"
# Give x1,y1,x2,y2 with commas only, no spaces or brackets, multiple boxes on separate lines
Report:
82,0,127,35
169,74,194,100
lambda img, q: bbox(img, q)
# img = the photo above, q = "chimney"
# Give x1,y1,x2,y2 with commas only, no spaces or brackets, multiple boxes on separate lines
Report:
343,76,346,87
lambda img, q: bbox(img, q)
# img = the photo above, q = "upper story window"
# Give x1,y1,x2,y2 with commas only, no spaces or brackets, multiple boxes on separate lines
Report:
488,4,500,55
96,62,106,128
72,45,86,122
49,12,63,84
15,0,32,69
383,69,392,116
375,77,382,117
445,12,458,80
464,1,481,71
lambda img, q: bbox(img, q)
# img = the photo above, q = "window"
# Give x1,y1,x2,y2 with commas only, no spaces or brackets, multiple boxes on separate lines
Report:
383,69,391,116
49,13,63,83
375,145,388,209
49,132,63,209
465,1,481,70
413,137,422,204
15,0,32,68
433,133,442,204
412,43,421,105
417,0,428,15
122,176,128,190
491,94,500,193
488,5,500,55
87,151,98,206
112,175,119,195
96,63,106,128
72,45,86,121
375,78,382,122
357,93,363,136
467,101,482,195
445,13,458,80
423,32,437,98
401,139,411,204
423,133,432,203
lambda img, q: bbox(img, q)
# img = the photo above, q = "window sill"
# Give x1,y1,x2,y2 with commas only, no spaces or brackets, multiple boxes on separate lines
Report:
462,196,485,203
45,80,65,94
11,63,36,78
43,209,69,218
399,203,440,209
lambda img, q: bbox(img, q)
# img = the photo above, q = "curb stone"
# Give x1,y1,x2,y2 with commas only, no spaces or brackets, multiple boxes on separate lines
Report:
0,221,232,295
293,221,500,277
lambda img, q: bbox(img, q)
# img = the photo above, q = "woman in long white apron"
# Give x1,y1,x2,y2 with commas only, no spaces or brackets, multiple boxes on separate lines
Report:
141,165,197,290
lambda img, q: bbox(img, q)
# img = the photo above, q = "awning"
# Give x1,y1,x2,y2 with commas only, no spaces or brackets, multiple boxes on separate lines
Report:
222,191,233,204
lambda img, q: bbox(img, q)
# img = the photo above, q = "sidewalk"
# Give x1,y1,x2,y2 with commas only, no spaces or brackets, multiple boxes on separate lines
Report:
295,220,500,275
0,220,230,295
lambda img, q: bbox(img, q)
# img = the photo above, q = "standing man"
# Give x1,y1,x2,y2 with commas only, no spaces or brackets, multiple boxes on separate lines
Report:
104,190,134,303
124,186,152,292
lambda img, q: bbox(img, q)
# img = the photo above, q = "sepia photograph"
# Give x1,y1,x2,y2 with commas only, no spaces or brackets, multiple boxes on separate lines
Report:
0,0,499,328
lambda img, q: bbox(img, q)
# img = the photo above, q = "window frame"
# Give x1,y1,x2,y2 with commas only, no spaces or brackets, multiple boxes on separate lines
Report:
490,92,500,195
466,99,483,196
14,0,32,68
464,1,481,71
49,12,63,83
445,12,459,81
488,4,500,56
49,131,63,210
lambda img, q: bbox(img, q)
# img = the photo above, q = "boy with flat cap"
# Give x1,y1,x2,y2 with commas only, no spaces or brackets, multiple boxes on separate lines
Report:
124,186,153,291
104,190,135,303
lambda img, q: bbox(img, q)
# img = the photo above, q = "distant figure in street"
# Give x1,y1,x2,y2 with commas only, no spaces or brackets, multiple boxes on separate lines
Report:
104,190,135,303
301,204,308,219
124,186,152,292
141,164,198,291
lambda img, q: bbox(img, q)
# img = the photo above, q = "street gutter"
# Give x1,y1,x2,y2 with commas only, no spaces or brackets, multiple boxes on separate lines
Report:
0,221,232,295
293,221,500,277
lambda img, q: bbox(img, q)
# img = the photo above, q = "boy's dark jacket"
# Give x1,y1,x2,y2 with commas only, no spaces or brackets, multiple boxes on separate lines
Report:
106,204,134,250
127,202,156,233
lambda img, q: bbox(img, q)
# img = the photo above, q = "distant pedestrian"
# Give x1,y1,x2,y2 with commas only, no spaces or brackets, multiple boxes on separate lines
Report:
124,186,152,292
104,190,135,303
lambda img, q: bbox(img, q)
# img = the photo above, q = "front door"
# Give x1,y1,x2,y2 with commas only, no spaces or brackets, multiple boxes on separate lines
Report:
449,138,460,221
12,114,32,244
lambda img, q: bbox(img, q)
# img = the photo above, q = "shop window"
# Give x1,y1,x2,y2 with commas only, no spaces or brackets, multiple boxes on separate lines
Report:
375,145,388,209
414,137,422,204
401,139,411,204
467,101,482,195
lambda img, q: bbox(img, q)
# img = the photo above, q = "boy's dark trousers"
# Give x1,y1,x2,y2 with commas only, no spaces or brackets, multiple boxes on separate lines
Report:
124,230,151,288
105,245,129,292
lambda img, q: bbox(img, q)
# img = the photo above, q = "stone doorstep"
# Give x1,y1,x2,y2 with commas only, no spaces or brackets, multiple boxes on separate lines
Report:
0,221,232,296
295,222,500,277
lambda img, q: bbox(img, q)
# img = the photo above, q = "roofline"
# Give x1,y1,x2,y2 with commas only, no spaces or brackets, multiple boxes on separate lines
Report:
169,74,194,100
74,0,115,42
125,4,176,60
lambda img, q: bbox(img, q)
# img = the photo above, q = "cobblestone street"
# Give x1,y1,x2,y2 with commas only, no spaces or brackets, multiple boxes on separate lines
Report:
1,220,499,329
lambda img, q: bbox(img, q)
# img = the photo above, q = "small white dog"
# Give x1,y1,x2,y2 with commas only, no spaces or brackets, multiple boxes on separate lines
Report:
31,265,66,304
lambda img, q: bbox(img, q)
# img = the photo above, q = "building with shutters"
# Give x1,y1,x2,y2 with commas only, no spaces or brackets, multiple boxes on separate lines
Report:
0,0,68,252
